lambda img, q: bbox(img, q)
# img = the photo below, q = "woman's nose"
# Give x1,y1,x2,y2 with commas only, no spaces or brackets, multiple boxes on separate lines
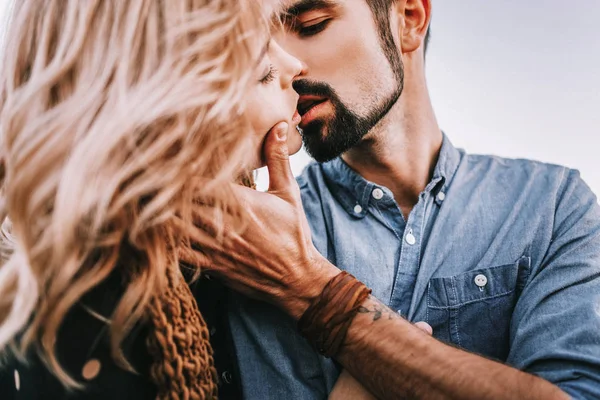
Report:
275,42,305,89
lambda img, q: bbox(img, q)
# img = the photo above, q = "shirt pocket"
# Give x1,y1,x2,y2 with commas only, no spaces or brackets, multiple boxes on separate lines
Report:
426,256,531,361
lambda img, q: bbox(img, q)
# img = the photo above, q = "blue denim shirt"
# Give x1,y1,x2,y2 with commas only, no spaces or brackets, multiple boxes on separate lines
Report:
228,134,600,399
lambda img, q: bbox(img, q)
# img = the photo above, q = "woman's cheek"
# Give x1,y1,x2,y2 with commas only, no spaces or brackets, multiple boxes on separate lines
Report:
251,98,283,137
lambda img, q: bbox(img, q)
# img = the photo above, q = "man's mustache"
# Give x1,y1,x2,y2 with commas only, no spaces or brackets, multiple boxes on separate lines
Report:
293,79,336,98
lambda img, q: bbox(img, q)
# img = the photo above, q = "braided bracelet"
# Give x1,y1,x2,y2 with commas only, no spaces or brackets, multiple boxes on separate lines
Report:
298,271,371,358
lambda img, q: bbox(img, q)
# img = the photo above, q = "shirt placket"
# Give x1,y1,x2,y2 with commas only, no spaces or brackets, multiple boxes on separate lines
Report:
388,192,430,316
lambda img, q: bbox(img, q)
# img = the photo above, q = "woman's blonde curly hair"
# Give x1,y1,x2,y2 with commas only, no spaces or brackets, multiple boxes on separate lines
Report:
0,0,267,397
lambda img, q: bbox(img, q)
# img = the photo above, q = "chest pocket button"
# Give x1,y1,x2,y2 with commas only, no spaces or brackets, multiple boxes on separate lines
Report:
474,274,488,289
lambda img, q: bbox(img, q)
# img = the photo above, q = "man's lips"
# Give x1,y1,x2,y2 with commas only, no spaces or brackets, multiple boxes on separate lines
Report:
297,95,328,116
297,95,329,128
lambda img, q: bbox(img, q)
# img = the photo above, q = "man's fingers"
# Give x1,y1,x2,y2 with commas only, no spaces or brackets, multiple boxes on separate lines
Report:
264,122,295,195
414,321,433,336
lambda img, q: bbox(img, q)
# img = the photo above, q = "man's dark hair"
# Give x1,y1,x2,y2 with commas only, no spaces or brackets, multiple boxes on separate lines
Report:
365,0,430,59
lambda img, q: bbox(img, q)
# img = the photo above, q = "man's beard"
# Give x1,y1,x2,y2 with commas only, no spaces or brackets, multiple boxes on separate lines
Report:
293,62,404,163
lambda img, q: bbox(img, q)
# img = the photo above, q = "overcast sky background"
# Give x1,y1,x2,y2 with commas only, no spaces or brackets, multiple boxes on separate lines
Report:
1,1,598,196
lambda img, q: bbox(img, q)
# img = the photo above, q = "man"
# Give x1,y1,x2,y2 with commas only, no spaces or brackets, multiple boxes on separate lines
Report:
193,0,600,398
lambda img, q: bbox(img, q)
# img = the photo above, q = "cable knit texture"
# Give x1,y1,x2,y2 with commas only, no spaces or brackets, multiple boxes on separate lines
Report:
144,175,254,399
146,263,218,400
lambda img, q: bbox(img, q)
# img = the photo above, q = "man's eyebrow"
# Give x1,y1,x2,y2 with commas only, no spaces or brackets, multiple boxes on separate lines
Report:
281,0,338,18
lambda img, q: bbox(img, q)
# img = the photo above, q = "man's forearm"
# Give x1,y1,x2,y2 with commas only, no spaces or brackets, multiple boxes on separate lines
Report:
335,295,569,400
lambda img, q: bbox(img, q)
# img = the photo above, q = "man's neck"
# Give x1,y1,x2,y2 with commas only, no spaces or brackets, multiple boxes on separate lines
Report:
341,83,442,219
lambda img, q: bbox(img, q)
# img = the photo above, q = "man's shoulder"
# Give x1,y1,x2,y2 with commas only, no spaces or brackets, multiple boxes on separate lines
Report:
464,152,567,176
461,152,578,190
461,152,597,214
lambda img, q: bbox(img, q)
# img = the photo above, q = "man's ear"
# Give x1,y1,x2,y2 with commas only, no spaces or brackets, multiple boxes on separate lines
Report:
395,0,431,54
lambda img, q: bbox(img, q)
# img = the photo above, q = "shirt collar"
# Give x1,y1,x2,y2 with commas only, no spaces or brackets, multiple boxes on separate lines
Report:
321,132,462,216
432,132,462,200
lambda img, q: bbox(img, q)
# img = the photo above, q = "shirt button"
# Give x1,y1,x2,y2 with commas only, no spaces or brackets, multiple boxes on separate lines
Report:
222,371,233,384
14,369,20,391
474,274,488,288
353,204,363,214
372,188,384,200
405,231,416,245
437,191,446,201
82,359,102,381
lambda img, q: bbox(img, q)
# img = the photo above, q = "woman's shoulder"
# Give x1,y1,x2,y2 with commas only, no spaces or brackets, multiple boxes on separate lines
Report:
1,344,156,399
0,284,156,399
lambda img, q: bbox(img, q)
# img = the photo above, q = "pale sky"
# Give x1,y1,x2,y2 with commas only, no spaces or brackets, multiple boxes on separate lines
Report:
1,1,598,196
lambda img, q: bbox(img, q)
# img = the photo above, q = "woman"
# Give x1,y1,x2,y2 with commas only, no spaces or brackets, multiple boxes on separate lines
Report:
0,0,304,399
0,0,382,398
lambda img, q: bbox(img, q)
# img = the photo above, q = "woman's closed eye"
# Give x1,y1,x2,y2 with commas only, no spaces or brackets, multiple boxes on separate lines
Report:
260,64,278,84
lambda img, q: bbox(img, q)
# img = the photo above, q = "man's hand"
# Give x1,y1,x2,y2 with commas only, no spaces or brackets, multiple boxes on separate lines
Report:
181,122,339,320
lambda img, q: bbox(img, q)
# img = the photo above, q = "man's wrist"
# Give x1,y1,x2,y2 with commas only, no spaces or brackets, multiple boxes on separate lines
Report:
298,271,371,357
285,255,340,321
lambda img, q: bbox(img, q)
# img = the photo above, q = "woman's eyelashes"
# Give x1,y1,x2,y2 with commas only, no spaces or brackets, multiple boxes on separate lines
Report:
260,64,278,84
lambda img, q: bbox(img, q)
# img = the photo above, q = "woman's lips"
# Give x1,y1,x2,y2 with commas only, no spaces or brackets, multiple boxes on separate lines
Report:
292,109,301,125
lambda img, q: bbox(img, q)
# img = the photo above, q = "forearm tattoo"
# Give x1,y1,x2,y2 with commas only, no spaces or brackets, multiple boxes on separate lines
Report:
357,296,402,322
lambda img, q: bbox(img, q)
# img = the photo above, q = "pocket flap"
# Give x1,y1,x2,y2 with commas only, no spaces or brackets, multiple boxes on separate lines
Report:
428,260,527,309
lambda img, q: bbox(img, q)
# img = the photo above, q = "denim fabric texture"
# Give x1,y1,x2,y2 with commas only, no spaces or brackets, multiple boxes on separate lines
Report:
228,134,600,399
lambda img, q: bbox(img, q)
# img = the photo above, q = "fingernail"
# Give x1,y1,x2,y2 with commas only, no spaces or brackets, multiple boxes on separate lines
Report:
276,123,288,141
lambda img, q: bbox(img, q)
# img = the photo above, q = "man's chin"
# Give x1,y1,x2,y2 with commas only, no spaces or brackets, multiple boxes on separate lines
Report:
304,140,341,163
301,123,340,163
304,127,368,163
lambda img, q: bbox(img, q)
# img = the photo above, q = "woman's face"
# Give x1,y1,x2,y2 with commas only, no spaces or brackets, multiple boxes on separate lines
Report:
246,39,304,168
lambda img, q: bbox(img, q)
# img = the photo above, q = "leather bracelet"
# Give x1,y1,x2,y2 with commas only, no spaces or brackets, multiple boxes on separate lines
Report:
298,271,371,358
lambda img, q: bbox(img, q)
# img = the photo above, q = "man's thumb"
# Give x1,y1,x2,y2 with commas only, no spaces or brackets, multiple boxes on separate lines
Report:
264,122,294,194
